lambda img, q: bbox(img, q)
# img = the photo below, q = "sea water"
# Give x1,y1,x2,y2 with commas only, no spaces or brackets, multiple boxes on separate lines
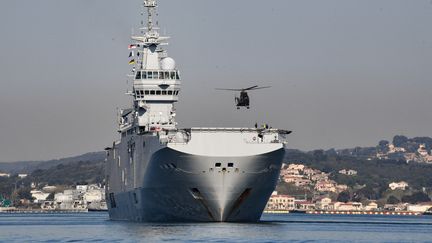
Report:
0,212,431,242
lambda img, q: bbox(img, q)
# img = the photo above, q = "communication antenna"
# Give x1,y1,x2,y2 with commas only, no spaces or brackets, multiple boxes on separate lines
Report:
144,0,157,32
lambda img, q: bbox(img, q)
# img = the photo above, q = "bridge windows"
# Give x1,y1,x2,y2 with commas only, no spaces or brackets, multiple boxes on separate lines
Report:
135,90,145,99
135,72,141,79
135,70,180,80
135,90,180,98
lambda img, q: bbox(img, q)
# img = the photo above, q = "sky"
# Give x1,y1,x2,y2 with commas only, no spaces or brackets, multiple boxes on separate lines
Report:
0,0,431,161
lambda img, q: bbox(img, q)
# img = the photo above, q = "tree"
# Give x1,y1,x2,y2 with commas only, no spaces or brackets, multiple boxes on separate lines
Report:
393,135,408,147
17,188,32,200
401,192,431,204
387,195,400,204
379,140,389,147
357,186,379,200
312,150,327,161
377,140,389,153
337,191,350,203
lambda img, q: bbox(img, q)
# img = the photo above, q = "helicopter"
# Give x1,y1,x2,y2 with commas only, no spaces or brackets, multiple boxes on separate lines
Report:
216,85,271,109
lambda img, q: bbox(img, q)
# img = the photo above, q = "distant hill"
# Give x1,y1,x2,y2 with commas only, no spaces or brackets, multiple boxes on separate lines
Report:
0,152,105,174
27,160,105,186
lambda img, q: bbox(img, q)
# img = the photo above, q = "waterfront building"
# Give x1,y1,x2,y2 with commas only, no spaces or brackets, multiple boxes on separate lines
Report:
383,203,408,211
407,203,432,213
295,200,315,211
334,202,363,211
364,202,378,211
315,197,333,210
30,190,50,203
266,194,295,211
41,201,56,210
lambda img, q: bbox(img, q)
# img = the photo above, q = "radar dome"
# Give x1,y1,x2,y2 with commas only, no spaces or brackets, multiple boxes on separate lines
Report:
160,57,176,70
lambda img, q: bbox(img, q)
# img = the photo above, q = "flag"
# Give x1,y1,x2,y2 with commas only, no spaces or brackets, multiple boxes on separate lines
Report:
128,44,137,49
129,51,135,57
129,59,135,65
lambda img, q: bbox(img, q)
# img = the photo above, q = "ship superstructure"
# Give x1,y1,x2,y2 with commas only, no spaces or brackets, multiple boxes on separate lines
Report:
106,0,290,222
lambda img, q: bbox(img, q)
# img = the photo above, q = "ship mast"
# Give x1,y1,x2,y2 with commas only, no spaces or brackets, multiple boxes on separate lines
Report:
119,0,181,133
145,0,156,32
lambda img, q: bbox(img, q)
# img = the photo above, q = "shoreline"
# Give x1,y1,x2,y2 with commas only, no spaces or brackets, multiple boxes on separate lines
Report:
264,210,425,216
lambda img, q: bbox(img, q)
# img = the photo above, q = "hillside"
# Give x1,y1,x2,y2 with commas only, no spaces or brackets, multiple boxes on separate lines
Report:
283,149,432,203
1,135,432,203
0,152,105,174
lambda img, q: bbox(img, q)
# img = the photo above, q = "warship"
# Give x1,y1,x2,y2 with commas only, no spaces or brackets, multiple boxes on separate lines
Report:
105,0,290,222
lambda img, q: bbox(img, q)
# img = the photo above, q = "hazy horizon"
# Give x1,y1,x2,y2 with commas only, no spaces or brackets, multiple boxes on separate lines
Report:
1,0,431,161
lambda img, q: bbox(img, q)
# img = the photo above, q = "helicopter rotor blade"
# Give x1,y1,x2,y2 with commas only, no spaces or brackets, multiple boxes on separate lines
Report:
248,86,272,91
242,85,259,91
215,88,244,91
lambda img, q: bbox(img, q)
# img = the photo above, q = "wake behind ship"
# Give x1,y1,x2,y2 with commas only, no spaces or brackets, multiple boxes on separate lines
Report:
105,0,291,222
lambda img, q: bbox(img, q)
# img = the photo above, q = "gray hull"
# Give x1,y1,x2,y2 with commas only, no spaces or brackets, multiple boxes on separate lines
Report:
107,147,284,222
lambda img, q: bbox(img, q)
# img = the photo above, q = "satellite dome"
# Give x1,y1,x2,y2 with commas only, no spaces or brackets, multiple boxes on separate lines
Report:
160,57,176,70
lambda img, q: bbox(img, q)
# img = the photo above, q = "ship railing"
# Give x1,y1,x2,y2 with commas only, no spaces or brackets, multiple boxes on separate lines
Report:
163,130,191,144
244,139,283,144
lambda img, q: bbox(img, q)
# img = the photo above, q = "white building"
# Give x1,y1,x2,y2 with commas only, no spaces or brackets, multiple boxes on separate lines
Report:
315,197,333,210
42,185,57,193
17,174,28,178
339,169,358,176
389,144,406,153
0,172,10,177
76,185,88,193
389,181,409,190
364,202,378,211
30,190,50,203
334,202,363,211
266,194,295,210
418,144,429,157
407,203,432,213
287,164,305,171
